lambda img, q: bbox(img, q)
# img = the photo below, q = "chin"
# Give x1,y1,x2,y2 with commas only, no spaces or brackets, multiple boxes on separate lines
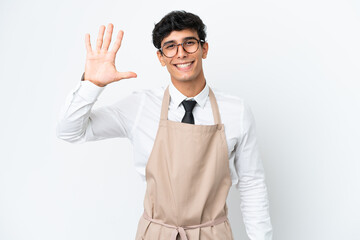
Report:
172,71,200,82
173,76,195,83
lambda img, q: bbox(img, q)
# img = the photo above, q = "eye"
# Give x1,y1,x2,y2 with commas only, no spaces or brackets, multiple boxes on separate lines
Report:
165,44,175,49
185,40,196,45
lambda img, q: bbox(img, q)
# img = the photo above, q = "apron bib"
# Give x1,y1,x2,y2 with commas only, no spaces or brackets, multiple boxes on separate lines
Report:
135,85,234,240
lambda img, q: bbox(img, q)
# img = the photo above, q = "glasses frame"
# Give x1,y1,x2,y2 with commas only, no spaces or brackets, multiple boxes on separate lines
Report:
159,38,205,58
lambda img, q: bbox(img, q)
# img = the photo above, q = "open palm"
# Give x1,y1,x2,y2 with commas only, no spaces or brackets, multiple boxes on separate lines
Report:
84,23,137,87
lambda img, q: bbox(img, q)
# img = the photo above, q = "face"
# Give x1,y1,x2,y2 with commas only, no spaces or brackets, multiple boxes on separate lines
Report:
157,29,209,84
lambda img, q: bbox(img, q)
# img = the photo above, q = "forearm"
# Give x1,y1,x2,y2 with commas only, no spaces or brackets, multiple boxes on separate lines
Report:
56,80,105,143
237,175,273,240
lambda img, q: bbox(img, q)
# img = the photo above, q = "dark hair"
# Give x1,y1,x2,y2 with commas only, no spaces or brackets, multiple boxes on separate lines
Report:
152,10,207,50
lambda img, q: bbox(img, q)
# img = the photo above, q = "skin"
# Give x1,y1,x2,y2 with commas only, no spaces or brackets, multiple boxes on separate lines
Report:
83,23,137,87
156,29,209,97
83,23,209,98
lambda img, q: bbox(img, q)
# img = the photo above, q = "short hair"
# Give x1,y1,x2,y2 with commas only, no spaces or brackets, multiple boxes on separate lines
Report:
152,10,207,50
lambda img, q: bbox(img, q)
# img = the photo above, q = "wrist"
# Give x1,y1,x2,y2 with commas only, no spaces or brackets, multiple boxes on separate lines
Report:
81,72,106,87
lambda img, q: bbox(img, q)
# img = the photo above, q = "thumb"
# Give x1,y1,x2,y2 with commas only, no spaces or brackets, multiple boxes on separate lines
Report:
115,71,137,81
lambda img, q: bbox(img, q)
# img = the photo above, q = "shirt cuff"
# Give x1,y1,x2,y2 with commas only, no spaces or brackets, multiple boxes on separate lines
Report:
76,80,105,102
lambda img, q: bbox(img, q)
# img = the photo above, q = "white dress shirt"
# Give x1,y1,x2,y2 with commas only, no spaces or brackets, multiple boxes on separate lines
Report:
56,79,273,240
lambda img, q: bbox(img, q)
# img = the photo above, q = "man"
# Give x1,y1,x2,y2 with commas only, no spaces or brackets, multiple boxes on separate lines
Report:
57,10,272,240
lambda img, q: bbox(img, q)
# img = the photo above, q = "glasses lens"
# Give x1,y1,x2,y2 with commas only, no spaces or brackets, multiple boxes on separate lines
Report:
183,39,199,53
162,43,177,58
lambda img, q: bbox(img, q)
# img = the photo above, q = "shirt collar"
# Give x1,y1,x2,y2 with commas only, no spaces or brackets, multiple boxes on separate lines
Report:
168,81,209,109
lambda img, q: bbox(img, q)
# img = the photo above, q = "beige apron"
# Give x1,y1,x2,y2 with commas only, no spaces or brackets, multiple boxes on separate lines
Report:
135,85,234,240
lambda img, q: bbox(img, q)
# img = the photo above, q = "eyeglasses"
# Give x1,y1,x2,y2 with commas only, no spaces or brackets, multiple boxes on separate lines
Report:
159,38,205,58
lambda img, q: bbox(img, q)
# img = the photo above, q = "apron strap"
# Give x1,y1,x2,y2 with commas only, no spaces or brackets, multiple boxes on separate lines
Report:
142,211,228,240
208,87,222,125
160,85,222,125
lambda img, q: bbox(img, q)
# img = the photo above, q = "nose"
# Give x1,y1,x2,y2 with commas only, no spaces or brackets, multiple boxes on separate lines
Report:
176,44,188,58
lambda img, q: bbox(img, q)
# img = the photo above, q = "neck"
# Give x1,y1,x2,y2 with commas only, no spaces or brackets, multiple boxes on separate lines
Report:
171,73,206,97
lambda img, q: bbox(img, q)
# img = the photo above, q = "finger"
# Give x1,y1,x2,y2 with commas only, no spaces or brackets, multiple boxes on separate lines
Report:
110,30,124,54
85,33,92,53
96,25,106,52
102,23,113,51
115,71,137,80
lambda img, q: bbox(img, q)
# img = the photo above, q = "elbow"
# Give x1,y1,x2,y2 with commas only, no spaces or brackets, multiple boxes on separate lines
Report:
56,123,86,144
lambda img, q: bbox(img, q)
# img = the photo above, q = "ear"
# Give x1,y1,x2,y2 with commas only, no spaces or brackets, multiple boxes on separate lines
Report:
157,50,166,66
201,42,209,59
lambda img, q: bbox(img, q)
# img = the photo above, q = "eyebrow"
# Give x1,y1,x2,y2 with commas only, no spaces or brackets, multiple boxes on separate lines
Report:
162,36,198,47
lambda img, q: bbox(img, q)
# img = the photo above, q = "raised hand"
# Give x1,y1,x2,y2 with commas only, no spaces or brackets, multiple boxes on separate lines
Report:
83,23,137,87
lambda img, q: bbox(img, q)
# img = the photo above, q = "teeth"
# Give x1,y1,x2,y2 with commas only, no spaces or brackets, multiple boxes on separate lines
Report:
176,62,192,68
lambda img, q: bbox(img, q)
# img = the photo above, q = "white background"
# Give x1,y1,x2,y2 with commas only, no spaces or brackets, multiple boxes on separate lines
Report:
1,0,359,239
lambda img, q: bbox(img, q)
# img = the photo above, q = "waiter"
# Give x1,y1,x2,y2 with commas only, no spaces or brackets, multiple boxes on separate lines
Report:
57,10,273,240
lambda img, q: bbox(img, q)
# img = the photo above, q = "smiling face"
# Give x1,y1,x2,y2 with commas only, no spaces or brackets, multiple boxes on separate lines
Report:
157,29,209,85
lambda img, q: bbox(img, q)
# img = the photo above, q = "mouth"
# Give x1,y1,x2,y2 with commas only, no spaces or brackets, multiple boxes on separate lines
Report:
173,61,195,71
